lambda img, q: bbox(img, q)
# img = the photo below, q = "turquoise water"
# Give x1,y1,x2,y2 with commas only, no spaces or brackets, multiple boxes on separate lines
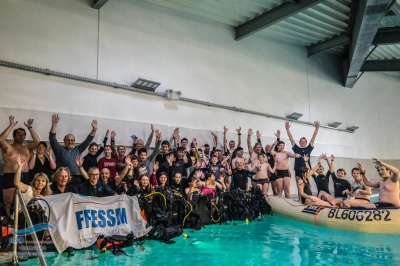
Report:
19,216,400,266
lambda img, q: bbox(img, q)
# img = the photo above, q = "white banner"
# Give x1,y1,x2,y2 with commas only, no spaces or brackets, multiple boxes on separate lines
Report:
39,193,150,253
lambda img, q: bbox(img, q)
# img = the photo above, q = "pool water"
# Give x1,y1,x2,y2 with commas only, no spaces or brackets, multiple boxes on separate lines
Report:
19,216,400,266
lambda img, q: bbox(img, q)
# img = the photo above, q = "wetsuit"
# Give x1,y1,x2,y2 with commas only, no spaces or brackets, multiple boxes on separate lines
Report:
300,180,312,204
231,169,250,190
293,144,313,177
331,173,351,200
312,171,331,194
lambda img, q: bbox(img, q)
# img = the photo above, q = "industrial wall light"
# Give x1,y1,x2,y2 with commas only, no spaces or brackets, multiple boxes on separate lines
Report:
286,112,303,120
347,126,359,132
328,122,342,128
132,78,160,91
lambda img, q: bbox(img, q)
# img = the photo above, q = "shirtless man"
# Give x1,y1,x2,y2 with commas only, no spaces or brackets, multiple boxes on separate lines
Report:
254,153,276,195
247,128,263,187
269,141,301,198
358,159,400,208
0,115,40,214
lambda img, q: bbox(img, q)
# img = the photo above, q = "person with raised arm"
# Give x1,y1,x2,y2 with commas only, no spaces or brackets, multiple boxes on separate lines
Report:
98,145,118,182
285,121,320,199
269,140,301,199
128,124,155,156
298,155,331,206
197,173,226,201
341,167,371,208
162,146,193,185
14,154,52,205
135,130,162,178
0,116,40,214
222,126,242,158
29,142,56,182
76,154,133,194
82,129,109,172
247,128,263,187
171,127,180,150
49,114,97,187
155,139,172,176
311,153,332,195
258,130,280,195
254,153,276,195
109,130,129,172
78,167,116,197
204,148,230,183
127,174,152,196
231,147,248,170
231,160,254,190
211,132,218,155
358,159,400,208
247,129,264,164
317,154,351,206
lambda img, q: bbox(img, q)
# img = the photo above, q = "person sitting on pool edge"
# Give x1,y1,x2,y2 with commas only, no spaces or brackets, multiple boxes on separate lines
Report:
298,155,331,206
357,159,400,208
317,155,351,207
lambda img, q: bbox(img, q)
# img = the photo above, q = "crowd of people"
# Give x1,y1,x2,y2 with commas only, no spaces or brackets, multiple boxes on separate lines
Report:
1,113,399,221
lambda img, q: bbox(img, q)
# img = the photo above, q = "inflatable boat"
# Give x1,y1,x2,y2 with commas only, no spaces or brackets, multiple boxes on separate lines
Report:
267,196,400,234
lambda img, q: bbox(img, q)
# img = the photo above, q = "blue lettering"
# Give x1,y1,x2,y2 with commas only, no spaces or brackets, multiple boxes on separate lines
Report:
83,209,91,229
91,209,98,228
107,209,115,227
116,208,128,225
97,210,106,228
76,208,127,229
75,211,84,230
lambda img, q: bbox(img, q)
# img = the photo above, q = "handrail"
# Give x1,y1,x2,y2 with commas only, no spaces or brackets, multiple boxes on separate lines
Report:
12,189,47,266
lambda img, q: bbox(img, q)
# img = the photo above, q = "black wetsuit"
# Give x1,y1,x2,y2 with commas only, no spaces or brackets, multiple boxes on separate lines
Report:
312,171,331,194
331,173,351,199
300,180,312,204
231,169,250,190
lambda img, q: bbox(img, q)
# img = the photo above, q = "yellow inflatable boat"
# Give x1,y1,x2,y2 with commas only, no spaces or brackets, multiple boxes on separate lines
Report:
267,196,400,234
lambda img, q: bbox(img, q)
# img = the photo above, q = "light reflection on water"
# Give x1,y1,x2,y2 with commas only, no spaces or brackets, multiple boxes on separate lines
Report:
19,216,400,266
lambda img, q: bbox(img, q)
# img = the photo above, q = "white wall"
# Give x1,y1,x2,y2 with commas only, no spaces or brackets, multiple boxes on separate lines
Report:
0,0,399,165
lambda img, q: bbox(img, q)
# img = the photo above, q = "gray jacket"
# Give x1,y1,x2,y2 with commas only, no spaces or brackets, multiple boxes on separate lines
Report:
49,132,94,175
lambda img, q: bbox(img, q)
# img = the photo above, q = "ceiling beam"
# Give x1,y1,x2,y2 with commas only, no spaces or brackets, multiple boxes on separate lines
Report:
385,10,396,16
392,2,400,19
92,0,109,9
234,0,325,41
373,26,400,45
343,0,392,88
307,33,350,56
308,26,400,57
361,59,400,72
